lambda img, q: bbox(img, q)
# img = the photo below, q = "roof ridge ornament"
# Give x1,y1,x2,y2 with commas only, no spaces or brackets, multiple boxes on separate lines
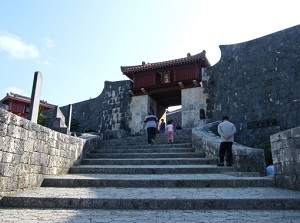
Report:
121,50,210,76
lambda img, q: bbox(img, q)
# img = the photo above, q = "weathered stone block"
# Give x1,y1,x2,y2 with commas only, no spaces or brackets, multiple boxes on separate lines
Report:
6,124,22,139
0,109,11,124
0,163,15,177
0,122,8,137
291,127,300,138
28,130,37,140
29,152,41,165
292,137,300,149
2,152,13,163
12,154,22,164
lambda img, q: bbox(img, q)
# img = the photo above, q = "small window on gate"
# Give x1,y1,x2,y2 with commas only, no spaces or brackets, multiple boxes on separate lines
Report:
156,71,173,84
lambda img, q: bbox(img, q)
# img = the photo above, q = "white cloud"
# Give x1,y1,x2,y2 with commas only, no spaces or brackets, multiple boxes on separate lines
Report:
4,87,25,95
0,33,40,60
44,37,55,49
44,60,50,66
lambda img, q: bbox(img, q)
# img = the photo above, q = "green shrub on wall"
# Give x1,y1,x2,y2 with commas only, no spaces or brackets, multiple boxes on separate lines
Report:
37,107,52,126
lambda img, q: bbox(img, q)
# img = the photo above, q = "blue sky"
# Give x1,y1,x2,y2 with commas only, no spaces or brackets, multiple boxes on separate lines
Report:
1,0,299,107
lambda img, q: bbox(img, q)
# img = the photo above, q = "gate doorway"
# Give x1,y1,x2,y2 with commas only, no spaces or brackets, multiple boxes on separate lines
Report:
121,51,211,134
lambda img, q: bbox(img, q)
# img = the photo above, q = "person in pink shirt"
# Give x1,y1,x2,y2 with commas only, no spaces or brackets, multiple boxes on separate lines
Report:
166,120,174,143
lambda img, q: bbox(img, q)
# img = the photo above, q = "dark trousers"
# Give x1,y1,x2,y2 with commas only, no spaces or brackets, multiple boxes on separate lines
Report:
147,127,157,144
219,142,233,164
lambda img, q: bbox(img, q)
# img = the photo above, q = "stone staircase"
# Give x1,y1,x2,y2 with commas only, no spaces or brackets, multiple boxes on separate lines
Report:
2,129,300,210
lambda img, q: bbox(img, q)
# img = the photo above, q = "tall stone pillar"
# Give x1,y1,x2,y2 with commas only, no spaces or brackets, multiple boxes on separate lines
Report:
181,87,208,128
66,104,72,131
29,71,43,124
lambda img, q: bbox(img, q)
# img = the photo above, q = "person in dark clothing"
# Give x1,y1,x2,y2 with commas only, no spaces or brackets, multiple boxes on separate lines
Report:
159,119,166,134
143,112,158,144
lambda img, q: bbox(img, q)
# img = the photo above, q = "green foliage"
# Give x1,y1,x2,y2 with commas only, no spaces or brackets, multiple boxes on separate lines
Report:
37,107,52,126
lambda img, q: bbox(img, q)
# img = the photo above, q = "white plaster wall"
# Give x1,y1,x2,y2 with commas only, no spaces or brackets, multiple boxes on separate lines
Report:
128,95,149,134
181,87,207,128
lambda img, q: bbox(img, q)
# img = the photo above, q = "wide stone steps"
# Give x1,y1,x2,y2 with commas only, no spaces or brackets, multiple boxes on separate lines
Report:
89,145,194,153
41,173,274,188
3,187,300,210
89,148,194,153
99,131,192,147
3,132,300,210
86,152,202,159
81,157,216,165
69,164,234,174
99,137,192,144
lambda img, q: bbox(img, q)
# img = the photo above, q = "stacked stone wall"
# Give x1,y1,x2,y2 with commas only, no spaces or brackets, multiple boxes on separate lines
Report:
270,126,300,190
0,108,98,194
60,80,132,134
203,24,300,148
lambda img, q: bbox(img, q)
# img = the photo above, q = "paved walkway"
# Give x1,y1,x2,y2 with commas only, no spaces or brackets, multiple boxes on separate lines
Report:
5,187,300,200
0,208,300,223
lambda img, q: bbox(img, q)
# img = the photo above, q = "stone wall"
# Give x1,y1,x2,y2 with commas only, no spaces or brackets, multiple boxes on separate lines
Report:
166,110,181,129
0,108,99,194
60,80,132,135
203,24,300,148
192,122,266,175
270,126,300,190
44,106,69,134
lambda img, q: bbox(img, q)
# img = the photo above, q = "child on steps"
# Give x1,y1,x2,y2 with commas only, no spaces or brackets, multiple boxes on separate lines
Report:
166,120,174,143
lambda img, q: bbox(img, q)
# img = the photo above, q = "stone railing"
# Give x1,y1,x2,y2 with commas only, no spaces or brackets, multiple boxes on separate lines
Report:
0,108,99,195
270,126,300,191
192,121,266,176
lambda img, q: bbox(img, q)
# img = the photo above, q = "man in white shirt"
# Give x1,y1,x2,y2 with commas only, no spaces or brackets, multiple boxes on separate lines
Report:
217,116,236,166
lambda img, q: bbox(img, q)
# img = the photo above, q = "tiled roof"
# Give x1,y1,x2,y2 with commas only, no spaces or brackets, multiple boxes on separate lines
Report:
0,92,56,108
121,50,210,75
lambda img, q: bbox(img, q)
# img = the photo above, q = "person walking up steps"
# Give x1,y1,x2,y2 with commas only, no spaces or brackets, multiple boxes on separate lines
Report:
143,112,158,145
159,119,166,134
217,116,236,166
166,120,174,143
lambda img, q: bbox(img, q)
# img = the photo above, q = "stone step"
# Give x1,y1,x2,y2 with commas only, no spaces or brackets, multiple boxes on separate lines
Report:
100,133,191,142
41,173,274,188
99,139,192,147
86,152,203,159
69,164,234,174
89,147,195,154
3,187,300,210
81,157,217,165
93,143,192,150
